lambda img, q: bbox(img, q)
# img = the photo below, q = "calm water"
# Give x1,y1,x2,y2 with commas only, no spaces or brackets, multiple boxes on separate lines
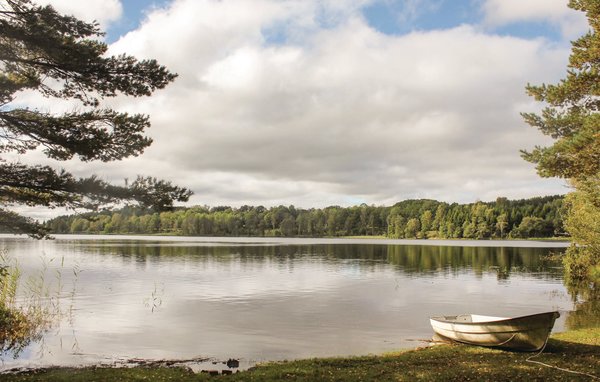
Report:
0,235,573,370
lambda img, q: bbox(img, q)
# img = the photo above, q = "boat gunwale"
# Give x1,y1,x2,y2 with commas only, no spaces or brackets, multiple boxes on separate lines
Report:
429,311,560,326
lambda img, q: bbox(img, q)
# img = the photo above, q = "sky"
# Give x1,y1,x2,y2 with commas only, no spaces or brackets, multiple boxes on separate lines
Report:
18,0,590,215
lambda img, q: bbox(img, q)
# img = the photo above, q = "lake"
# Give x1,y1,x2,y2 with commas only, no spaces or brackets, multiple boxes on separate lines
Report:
0,235,574,371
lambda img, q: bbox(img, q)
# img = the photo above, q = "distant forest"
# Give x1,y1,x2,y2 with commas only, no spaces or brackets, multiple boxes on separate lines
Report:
45,196,566,239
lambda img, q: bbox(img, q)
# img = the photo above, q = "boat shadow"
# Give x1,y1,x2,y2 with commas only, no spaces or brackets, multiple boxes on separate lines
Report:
543,337,600,355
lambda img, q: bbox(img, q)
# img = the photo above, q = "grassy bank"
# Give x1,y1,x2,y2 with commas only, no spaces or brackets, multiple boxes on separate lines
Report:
2,327,598,382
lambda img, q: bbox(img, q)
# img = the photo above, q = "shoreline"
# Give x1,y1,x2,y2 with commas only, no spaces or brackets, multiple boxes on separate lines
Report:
0,233,571,248
1,327,598,381
8,232,571,242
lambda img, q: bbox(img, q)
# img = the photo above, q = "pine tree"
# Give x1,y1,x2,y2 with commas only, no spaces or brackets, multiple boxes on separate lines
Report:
522,0,600,280
0,0,192,238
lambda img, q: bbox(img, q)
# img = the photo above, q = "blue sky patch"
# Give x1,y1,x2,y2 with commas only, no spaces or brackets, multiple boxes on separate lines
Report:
361,0,564,41
491,21,563,42
362,0,480,35
106,0,171,42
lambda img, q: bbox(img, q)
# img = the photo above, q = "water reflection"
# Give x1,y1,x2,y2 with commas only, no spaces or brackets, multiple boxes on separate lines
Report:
0,236,587,371
73,240,565,279
565,280,600,329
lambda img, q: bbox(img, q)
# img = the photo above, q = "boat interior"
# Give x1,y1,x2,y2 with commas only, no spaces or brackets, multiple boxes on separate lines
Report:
433,314,508,323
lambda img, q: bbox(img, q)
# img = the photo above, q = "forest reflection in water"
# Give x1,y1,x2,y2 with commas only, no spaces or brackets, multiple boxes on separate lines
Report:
75,240,565,279
0,236,595,370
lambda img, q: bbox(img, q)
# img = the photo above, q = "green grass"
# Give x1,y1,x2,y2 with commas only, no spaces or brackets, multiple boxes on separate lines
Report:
2,327,598,382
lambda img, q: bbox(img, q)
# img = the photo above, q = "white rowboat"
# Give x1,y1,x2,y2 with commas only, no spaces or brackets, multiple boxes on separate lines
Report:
429,311,560,351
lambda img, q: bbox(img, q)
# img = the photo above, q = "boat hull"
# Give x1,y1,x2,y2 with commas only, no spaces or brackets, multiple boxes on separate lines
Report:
430,311,560,352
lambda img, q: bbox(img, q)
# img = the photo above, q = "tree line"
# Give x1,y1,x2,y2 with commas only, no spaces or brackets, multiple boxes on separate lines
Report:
45,195,565,239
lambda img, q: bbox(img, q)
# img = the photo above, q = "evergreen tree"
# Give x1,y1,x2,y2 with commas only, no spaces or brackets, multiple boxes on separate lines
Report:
0,0,191,237
521,0,600,280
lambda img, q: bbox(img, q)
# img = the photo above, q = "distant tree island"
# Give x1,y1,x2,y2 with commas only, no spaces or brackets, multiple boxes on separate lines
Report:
45,195,565,240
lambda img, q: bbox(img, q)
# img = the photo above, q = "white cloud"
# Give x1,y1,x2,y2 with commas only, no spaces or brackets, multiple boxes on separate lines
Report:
37,0,123,29
481,0,588,39
96,0,571,207
11,0,573,213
